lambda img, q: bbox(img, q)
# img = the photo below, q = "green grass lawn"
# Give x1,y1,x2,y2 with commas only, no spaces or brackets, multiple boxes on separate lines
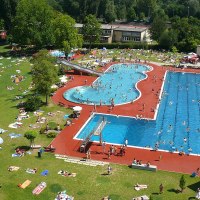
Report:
0,45,199,200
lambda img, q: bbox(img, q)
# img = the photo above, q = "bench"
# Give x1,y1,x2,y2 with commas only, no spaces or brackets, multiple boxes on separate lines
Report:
131,163,157,172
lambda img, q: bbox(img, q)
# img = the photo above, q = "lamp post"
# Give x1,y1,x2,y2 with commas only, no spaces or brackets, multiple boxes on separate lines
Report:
187,6,190,18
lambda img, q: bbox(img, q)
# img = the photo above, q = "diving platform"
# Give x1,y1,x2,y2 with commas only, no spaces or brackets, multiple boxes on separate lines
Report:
80,117,107,152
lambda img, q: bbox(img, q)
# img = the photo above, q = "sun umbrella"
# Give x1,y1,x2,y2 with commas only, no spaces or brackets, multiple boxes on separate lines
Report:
0,137,4,144
73,106,82,112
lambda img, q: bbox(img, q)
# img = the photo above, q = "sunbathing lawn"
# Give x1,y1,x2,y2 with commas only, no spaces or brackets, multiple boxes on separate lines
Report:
0,45,199,200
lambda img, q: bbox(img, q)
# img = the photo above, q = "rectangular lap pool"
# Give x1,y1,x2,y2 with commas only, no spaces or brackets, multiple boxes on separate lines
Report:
75,72,200,155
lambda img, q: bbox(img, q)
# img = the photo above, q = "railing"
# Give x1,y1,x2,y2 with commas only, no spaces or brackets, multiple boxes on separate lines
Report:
58,59,103,76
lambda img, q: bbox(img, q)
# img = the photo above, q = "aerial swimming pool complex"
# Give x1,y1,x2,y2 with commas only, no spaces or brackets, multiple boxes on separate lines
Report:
71,66,200,155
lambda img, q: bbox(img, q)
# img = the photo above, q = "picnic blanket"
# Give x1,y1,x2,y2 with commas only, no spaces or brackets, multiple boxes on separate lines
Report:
26,168,37,174
58,170,76,177
12,153,22,157
19,180,31,189
8,166,20,171
134,184,148,191
0,128,7,133
9,133,22,139
55,190,74,200
32,182,46,195
41,170,49,176
8,122,22,129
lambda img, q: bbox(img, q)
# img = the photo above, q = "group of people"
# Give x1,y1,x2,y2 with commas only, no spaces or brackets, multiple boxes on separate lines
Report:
106,144,127,159
133,158,152,167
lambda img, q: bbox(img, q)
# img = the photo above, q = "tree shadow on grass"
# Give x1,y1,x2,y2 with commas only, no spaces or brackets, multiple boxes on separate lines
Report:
167,188,180,193
17,145,30,151
101,173,109,176
50,183,63,193
188,197,196,200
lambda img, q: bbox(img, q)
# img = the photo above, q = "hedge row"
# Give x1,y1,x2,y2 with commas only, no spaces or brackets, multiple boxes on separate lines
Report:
83,42,160,50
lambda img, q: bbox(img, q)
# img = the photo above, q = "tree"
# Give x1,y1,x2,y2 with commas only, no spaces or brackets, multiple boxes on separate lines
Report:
150,16,167,42
24,130,38,147
82,14,101,50
0,0,18,30
12,0,54,47
127,6,137,22
159,29,178,50
24,96,42,111
104,0,116,23
179,175,186,192
52,13,83,55
0,19,4,29
31,50,58,105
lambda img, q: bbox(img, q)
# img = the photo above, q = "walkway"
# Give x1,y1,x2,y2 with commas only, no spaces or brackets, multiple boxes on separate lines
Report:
51,62,200,174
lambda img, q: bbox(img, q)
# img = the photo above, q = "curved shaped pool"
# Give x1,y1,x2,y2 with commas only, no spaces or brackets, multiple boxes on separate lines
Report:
63,63,151,105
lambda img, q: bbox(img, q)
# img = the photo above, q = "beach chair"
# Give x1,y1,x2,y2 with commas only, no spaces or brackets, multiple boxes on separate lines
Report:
32,182,46,195
19,180,31,189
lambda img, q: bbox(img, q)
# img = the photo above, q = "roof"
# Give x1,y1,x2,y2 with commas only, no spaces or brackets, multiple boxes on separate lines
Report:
75,23,149,32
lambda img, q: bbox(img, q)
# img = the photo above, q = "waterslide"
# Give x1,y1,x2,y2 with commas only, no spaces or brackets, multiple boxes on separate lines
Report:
58,59,103,76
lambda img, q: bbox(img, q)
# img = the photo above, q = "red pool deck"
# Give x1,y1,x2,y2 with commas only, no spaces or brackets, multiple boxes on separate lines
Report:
51,63,200,174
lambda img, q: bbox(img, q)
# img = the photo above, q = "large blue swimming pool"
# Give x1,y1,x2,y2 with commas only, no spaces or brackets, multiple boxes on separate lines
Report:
63,63,150,105
75,72,200,155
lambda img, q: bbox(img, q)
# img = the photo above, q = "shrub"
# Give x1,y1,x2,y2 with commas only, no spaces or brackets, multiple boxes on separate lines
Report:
24,130,38,146
112,56,118,62
40,126,46,134
48,121,57,130
83,42,157,50
46,132,57,138
24,96,42,112
179,175,186,192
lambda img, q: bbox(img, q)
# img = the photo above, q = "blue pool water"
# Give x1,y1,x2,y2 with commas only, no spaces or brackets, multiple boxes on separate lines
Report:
75,72,200,155
63,63,150,105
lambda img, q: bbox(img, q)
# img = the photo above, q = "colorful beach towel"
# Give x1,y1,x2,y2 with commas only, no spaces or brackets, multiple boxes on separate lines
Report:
41,170,49,176
9,133,22,139
26,168,37,174
19,180,31,189
32,182,46,195
0,128,7,133
8,166,20,171
55,190,74,200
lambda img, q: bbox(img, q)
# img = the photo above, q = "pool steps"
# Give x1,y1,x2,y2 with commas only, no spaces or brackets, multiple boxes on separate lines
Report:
55,154,109,166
